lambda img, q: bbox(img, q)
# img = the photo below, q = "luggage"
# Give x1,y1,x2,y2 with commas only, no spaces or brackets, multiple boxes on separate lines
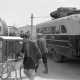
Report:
50,7,80,19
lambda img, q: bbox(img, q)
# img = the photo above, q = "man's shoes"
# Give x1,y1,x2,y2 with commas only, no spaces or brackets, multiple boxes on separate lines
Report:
43,71,48,74
43,63,48,74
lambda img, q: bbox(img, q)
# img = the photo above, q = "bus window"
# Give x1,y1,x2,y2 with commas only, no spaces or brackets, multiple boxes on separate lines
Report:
61,25,67,33
43,27,51,34
55,26,60,34
51,26,56,34
37,28,42,33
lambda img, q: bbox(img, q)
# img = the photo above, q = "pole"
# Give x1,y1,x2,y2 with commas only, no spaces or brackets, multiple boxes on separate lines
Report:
31,14,33,38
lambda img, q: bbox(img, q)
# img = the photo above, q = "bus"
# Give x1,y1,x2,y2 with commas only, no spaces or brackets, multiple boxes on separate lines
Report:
36,14,80,63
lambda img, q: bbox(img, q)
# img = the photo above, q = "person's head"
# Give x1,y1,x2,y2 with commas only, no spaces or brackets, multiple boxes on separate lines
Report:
36,33,42,39
22,34,30,43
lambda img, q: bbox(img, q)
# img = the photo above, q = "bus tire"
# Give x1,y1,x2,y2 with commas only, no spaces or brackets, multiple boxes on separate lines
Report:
52,49,64,63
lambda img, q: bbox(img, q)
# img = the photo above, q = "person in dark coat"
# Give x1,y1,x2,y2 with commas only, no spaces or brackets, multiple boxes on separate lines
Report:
20,34,42,80
35,33,48,74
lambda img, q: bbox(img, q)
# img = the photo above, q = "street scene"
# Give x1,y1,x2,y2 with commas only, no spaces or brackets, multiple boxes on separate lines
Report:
0,0,80,80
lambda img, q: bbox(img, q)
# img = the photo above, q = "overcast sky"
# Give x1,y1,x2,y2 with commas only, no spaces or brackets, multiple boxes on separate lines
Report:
0,0,80,27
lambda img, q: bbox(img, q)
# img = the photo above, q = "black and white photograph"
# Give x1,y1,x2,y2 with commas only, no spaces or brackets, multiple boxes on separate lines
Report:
0,0,80,80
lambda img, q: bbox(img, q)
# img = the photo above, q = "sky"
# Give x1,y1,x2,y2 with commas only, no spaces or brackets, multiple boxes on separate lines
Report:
0,0,80,27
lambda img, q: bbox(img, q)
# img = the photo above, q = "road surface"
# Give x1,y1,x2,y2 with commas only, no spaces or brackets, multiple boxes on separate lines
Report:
1,54,80,80
33,55,80,80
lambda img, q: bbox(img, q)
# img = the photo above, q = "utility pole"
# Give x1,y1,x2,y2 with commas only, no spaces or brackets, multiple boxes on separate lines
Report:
31,13,33,38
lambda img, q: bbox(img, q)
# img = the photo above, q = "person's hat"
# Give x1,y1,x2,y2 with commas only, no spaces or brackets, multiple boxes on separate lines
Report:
37,33,42,37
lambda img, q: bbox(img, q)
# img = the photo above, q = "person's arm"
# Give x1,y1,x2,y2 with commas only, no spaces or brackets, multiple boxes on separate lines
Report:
42,38,48,53
20,43,24,53
32,42,42,59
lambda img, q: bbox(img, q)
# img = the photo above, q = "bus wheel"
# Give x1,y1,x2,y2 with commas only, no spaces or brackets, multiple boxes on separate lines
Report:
52,50,64,63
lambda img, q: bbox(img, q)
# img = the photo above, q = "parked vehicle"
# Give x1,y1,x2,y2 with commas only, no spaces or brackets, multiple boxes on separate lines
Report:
36,14,80,62
0,19,23,80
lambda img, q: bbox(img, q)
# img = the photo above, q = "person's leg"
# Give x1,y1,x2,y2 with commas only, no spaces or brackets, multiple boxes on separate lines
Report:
29,69,35,80
42,54,48,74
24,68,35,80
43,63,48,74
35,64,39,72
24,69,31,79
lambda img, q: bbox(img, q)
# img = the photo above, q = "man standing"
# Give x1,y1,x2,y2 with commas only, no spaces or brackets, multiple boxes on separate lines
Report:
21,34,42,80
35,33,48,74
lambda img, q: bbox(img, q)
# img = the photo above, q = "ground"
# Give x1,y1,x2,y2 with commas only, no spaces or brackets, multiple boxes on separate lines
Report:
1,54,80,80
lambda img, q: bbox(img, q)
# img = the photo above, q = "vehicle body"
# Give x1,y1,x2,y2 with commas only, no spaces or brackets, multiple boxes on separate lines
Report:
0,19,23,79
0,36,23,80
36,14,80,62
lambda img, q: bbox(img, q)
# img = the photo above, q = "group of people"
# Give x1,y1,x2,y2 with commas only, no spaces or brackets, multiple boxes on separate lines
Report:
20,33,48,80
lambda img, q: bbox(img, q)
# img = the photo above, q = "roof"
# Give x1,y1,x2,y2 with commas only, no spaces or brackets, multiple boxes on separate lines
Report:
0,36,23,41
36,14,80,27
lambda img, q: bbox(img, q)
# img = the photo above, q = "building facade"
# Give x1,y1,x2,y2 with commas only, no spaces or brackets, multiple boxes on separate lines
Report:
17,25,36,38
9,26,19,36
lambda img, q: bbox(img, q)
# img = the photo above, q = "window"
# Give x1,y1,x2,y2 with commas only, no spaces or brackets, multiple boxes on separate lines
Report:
61,25,67,33
51,26,56,34
43,27,51,34
55,26,60,34
36,28,42,33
